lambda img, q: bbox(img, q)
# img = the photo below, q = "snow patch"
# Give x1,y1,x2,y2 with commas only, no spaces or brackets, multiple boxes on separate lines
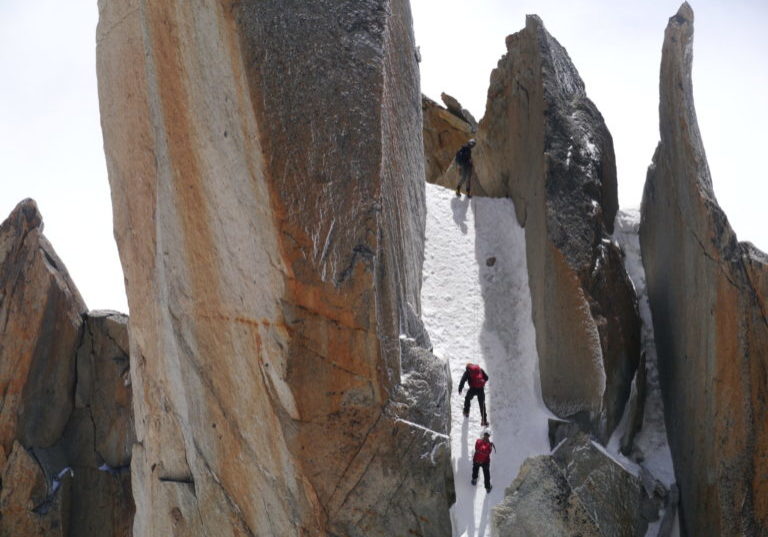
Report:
584,137,599,159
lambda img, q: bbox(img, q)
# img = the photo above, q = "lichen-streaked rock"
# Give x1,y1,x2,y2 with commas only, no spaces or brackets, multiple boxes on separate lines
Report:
0,201,134,537
640,3,768,535
97,1,451,536
422,94,473,187
472,16,640,441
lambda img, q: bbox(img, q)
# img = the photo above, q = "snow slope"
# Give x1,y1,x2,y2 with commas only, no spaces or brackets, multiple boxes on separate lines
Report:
421,183,552,537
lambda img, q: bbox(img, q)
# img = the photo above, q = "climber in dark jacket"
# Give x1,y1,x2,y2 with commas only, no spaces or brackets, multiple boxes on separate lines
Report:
471,431,495,492
454,139,475,198
459,362,489,426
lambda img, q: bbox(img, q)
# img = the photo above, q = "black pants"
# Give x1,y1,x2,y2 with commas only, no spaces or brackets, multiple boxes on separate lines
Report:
457,164,472,195
464,387,487,422
472,461,491,490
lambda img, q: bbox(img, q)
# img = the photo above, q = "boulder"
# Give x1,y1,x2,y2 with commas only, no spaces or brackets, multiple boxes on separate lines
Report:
552,434,659,535
472,16,641,442
97,1,452,535
440,92,478,132
640,3,768,535
492,455,600,537
492,434,659,537
422,94,473,187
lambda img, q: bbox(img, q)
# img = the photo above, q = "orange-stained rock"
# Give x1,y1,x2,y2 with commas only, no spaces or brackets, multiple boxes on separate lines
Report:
97,1,451,536
0,200,85,453
422,95,473,188
470,16,640,441
640,4,768,535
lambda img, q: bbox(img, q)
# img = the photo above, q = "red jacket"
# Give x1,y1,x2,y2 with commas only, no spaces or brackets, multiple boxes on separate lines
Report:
459,364,488,392
473,438,494,464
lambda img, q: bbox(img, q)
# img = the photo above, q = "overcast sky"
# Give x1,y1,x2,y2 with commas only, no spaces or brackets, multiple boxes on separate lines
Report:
1,1,766,314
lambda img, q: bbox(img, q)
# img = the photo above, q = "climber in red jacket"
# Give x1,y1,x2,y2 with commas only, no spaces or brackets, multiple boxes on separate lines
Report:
459,362,489,426
472,431,495,492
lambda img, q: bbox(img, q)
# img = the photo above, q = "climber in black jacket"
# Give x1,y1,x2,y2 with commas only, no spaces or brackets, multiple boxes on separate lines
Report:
455,139,475,198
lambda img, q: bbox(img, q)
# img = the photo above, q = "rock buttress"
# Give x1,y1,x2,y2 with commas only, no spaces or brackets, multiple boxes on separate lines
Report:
472,16,641,442
0,200,134,537
97,1,452,536
640,4,768,535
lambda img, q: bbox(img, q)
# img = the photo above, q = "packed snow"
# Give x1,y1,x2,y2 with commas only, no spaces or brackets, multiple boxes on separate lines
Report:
421,183,552,537
421,186,681,536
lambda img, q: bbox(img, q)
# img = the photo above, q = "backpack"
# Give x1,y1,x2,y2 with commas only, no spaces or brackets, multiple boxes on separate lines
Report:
473,439,493,464
455,144,472,168
467,364,486,389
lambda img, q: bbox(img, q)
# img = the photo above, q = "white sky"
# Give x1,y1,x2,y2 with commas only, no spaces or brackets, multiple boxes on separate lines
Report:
1,1,766,314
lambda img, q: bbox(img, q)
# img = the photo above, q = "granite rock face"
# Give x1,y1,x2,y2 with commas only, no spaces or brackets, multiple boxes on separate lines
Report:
0,200,134,537
492,434,659,537
422,94,473,187
97,1,451,536
472,16,640,441
640,4,768,535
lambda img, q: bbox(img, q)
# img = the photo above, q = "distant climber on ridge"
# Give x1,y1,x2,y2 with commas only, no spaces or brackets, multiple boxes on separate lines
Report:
454,139,475,198
471,431,495,493
459,362,489,426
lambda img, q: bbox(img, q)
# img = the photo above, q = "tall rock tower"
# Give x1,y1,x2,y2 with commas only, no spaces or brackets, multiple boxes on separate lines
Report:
640,4,768,535
97,1,452,536
471,16,641,442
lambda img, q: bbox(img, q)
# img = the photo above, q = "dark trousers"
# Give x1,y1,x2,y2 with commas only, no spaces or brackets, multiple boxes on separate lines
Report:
472,461,491,490
463,387,487,422
457,165,472,194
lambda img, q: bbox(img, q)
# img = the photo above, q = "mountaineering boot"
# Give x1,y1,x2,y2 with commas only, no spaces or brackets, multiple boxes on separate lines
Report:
456,188,461,197
463,410,470,418
467,190,472,199
481,419,489,427
486,485,492,493
471,478,477,486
